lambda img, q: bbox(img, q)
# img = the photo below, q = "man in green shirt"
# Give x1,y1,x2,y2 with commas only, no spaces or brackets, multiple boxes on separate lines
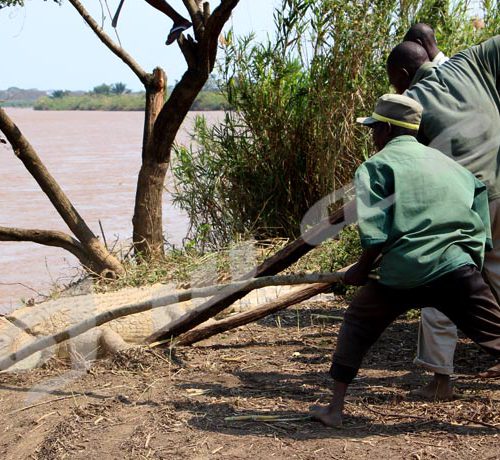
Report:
386,35,500,398
311,94,500,428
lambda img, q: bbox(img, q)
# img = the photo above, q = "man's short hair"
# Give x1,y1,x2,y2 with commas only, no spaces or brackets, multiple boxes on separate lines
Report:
386,41,430,73
403,23,437,44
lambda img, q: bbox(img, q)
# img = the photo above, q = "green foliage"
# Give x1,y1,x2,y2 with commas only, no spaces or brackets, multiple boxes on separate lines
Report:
92,83,112,95
111,82,129,95
50,90,71,99
173,0,500,250
34,93,147,111
191,91,230,111
32,90,227,111
291,226,361,273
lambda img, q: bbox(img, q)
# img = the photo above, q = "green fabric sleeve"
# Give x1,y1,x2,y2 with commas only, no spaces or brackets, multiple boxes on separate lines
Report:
355,162,394,248
473,179,493,250
477,35,500,89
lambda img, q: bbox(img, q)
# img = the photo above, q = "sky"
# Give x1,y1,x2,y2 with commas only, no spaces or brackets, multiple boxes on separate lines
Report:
0,0,278,92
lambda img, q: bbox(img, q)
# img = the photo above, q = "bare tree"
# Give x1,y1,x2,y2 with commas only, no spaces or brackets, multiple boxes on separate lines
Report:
68,0,239,257
0,0,239,277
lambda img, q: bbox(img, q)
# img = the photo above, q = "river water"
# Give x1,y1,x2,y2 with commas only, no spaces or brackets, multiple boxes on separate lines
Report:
0,109,220,313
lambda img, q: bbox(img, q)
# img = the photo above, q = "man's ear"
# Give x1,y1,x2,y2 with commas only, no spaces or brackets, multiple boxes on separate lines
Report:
416,38,423,47
401,67,410,78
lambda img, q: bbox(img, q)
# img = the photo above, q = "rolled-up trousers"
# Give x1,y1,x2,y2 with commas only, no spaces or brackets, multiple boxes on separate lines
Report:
415,198,500,375
331,265,500,384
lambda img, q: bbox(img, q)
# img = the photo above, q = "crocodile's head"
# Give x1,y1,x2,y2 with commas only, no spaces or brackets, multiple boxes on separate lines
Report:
0,316,43,371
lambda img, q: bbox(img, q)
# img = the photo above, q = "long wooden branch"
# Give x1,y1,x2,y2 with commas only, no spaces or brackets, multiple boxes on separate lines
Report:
175,283,332,346
67,0,150,86
147,204,348,343
182,0,204,39
203,0,239,69
0,272,345,371
0,108,124,275
154,2,240,160
0,226,90,266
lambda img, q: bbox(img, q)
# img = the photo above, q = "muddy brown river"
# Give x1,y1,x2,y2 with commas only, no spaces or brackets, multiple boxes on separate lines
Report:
0,109,220,313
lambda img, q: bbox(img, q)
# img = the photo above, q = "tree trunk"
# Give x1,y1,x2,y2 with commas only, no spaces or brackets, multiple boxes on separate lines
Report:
133,68,168,257
0,108,124,277
132,68,209,258
132,161,169,257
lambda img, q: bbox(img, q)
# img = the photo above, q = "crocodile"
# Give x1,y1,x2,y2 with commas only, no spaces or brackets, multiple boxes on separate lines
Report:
0,282,293,371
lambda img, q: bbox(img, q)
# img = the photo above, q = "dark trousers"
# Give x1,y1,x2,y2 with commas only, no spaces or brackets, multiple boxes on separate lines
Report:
331,265,500,383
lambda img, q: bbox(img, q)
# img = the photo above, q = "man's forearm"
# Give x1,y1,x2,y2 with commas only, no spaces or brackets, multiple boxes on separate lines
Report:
356,245,383,274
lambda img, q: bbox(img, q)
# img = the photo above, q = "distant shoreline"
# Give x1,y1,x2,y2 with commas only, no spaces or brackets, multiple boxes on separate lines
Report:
0,89,229,112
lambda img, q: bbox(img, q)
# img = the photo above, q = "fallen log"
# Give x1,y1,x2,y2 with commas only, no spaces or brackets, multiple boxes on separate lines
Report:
147,202,353,343
0,271,346,371
174,283,332,346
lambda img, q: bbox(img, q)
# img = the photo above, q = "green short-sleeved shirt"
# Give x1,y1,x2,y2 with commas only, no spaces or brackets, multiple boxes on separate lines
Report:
405,35,500,200
356,136,491,289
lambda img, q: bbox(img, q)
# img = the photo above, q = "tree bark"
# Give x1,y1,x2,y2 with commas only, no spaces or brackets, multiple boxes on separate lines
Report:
0,226,91,268
0,108,124,276
175,283,332,346
132,68,168,257
132,161,169,257
0,271,345,371
147,204,347,343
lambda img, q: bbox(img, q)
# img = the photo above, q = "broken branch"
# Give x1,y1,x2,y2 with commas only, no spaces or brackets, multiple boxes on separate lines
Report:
175,283,332,346
68,0,150,85
0,226,90,267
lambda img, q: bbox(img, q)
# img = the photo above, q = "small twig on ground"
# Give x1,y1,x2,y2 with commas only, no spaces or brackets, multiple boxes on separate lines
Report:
225,414,312,422
462,417,500,430
7,394,86,415
359,401,429,421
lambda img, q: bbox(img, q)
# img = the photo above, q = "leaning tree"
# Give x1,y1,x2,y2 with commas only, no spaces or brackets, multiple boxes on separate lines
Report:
0,0,240,277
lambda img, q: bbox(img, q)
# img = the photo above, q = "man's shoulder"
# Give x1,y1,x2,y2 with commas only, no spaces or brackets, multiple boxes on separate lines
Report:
358,137,422,171
408,62,438,88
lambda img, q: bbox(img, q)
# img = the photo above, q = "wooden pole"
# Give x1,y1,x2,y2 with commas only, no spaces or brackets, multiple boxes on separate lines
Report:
175,283,332,346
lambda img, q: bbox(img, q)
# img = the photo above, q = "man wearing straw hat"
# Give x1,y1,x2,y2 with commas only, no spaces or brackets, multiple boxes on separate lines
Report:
311,94,500,428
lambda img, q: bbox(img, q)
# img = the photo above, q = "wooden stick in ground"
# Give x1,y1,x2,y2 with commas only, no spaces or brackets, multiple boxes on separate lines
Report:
147,203,352,343
175,283,332,346
0,272,345,372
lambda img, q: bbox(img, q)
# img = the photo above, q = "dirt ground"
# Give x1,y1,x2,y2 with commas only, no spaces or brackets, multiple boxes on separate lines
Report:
0,297,499,459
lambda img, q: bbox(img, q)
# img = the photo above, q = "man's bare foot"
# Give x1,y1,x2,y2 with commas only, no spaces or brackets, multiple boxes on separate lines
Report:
310,404,343,428
166,20,192,45
477,362,500,379
410,373,454,401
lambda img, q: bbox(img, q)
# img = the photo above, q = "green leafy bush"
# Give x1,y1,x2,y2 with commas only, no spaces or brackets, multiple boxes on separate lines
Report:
173,0,499,249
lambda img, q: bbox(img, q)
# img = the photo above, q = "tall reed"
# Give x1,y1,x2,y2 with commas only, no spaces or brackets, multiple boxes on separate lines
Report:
173,0,500,249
